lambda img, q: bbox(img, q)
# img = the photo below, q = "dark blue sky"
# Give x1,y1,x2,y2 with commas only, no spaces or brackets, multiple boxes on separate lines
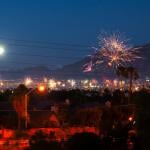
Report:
0,0,150,69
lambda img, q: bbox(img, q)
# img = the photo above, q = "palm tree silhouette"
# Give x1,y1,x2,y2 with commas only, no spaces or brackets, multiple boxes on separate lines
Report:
116,66,139,103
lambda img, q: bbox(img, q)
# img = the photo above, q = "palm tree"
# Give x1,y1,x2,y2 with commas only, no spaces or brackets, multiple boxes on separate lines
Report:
116,66,126,87
116,66,139,103
126,66,139,94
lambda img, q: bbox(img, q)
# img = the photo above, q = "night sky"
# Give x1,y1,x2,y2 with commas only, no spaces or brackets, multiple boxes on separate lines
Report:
0,0,150,69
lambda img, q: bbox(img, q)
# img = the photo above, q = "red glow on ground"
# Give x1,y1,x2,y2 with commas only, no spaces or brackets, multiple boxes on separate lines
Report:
0,127,99,149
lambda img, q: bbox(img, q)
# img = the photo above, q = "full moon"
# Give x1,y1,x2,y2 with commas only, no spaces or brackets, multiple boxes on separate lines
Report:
0,46,5,55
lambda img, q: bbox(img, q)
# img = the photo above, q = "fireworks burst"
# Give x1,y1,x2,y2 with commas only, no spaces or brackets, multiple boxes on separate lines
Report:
83,33,140,72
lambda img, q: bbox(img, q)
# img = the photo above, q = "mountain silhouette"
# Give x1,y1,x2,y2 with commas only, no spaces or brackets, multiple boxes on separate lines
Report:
0,44,149,80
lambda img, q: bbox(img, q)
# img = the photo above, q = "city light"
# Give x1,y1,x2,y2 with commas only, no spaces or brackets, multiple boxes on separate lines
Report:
0,78,148,91
68,79,76,88
0,82,4,86
43,77,48,83
113,79,118,87
62,83,66,87
83,80,89,84
134,86,140,91
57,81,61,86
48,79,57,89
24,77,33,86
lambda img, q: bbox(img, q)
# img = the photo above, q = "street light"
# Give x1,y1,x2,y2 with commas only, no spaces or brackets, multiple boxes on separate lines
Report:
24,85,46,129
38,85,46,92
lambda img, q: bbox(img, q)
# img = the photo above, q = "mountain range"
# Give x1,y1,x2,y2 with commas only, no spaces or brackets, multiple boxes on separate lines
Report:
0,44,149,80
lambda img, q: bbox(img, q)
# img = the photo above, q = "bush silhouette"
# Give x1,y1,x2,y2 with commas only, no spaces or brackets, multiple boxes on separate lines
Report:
66,132,102,150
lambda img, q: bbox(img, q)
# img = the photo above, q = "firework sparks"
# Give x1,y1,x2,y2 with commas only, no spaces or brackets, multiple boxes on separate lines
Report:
84,33,140,72
83,60,93,72
100,34,140,67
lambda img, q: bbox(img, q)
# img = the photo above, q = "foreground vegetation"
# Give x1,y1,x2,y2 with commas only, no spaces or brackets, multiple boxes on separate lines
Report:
0,84,150,149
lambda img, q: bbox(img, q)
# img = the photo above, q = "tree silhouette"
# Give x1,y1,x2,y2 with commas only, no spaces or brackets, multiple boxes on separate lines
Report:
126,67,139,92
116,66,139,103
26,130,61,150
11,84,28,129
